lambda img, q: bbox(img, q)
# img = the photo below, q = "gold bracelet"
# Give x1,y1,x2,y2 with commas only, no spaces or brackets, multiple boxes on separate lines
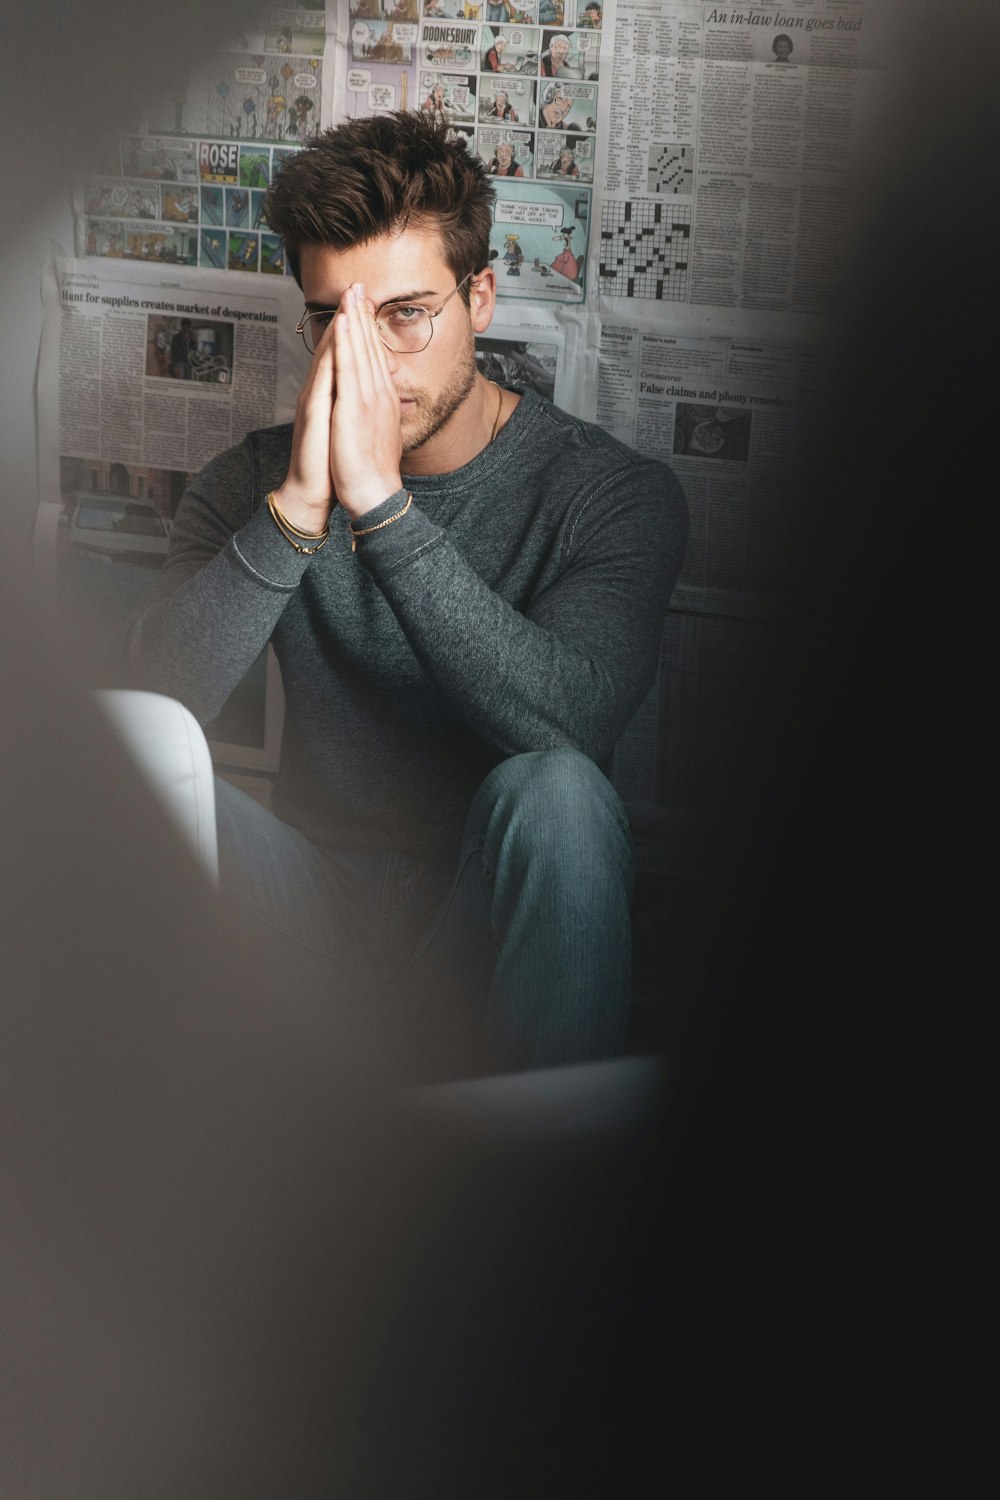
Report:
348,492,413,554
266,491,330,555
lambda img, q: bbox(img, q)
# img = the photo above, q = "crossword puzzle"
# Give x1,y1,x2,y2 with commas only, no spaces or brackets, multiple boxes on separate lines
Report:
599,201,691,300
647,142,693,195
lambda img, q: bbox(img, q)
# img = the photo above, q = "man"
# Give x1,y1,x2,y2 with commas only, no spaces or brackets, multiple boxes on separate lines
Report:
119,112,687,1076
169,317,192,378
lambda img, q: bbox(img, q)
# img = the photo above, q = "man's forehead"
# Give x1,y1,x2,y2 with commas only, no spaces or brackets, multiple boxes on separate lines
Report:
299,225,451,300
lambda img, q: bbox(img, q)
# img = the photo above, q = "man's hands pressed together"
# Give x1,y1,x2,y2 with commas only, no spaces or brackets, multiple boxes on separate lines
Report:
272,282,404,535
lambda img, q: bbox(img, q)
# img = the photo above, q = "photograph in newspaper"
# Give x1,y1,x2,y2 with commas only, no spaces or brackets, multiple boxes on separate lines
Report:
475,334,556,403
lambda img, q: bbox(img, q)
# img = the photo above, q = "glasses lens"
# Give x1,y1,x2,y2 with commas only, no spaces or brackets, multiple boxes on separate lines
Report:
377,305,433,353
301,312,333,354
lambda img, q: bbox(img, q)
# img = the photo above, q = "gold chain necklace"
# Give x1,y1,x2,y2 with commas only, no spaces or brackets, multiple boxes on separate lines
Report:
487,379,504,444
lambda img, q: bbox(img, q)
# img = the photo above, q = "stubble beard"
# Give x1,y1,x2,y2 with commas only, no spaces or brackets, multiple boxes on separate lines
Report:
400,337,479,455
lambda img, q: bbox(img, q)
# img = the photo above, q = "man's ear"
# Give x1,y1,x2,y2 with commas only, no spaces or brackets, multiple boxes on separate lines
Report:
470,267,496,334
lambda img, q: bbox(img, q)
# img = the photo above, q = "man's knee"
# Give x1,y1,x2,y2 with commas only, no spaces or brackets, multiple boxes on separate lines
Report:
470,747,633,879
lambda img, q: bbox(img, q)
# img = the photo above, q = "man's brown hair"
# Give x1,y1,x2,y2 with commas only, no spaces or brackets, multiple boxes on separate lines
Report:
263,112,495,290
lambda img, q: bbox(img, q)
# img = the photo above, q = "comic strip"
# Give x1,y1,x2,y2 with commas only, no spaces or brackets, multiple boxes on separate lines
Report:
419,72,478,125
537,79,597,133
479,75,535,127
88,142,293,277
121,136,199,183
145,49,323,143
539,28,600,81
490,179,589,302
480,25,541,76
478,127,535,179
535,130,593,183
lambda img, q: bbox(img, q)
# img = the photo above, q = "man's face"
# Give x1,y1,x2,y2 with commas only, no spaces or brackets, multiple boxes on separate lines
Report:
551,38,570,66
774,38,792,60
546,93,571,122
299,225,494,456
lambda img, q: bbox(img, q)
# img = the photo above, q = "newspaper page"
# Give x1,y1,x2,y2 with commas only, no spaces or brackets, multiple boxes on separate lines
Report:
603,314,826,814
36,255,307,768
595,0,887,321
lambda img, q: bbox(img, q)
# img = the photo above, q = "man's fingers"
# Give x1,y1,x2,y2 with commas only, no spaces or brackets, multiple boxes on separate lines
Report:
336,283,395,404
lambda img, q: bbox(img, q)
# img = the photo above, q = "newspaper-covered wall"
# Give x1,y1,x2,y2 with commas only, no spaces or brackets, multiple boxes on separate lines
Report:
37,0,889,846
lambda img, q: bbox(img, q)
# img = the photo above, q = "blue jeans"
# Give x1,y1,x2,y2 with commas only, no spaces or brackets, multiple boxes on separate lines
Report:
215,749,634,1078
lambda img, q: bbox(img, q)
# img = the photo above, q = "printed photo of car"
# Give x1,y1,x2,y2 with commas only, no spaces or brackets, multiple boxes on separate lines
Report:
65,493,171,568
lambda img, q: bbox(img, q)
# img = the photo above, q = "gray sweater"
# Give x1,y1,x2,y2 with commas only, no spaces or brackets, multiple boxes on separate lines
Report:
122,387,687,858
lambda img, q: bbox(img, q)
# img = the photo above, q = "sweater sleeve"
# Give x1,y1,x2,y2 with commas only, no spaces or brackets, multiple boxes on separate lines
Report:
355,457,688,762
116,435,310,724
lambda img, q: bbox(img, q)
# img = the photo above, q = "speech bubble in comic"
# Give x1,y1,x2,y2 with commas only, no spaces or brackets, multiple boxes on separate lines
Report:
495,200,564,227
369,83,396,109
235,68,268,85
394,23,417,42
294,73,317,89
348,69,371,90
353,23,372,46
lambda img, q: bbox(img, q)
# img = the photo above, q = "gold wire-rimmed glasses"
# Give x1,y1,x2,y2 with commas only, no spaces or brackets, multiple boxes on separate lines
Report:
296,268,481,355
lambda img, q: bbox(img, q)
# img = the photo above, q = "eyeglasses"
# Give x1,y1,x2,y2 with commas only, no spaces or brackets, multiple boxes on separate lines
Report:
296,268,481,355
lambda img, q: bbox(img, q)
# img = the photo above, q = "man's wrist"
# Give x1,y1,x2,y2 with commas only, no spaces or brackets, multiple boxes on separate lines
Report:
337,474,406,522
270,483,332,535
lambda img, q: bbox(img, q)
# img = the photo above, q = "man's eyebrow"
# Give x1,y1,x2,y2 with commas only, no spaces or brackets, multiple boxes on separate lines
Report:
303,288,439,313
377,288,438,306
